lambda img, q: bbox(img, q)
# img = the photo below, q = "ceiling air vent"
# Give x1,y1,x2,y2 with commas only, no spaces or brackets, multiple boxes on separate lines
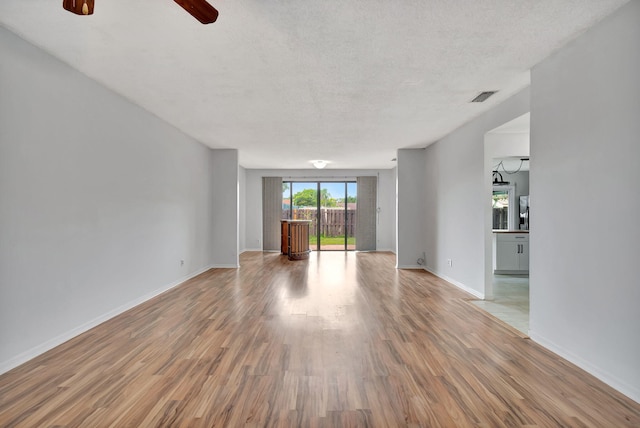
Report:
471,91,497,103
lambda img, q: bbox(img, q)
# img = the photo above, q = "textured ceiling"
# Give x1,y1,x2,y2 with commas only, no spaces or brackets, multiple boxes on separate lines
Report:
0,0,629,169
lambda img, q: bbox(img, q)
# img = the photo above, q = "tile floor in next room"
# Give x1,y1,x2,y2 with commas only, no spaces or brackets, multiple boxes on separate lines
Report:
471,274,530,335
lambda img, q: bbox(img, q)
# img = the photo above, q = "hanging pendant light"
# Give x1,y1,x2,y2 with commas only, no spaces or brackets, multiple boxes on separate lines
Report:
492,171,509,185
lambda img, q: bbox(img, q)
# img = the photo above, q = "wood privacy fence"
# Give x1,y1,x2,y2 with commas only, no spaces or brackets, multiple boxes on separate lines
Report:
284,208,356,237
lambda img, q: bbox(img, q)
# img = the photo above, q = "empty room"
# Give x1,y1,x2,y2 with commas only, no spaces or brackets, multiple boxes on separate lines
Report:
1,0,639,426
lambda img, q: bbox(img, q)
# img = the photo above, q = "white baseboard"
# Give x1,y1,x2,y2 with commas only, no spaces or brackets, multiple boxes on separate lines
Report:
241,248,263,253
375,248,396,254
396,264,424,269
0,265,214,376
530,332,640,404
424,267,484,299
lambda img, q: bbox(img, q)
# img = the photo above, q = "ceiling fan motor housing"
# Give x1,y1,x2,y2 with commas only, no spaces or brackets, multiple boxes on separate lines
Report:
62,0,94,15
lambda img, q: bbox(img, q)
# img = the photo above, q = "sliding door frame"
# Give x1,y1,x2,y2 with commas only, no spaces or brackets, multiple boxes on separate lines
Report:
283,180,356,251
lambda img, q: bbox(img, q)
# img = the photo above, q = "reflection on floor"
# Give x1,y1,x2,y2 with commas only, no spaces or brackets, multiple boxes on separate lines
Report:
316,245,356,251
471,274,529,335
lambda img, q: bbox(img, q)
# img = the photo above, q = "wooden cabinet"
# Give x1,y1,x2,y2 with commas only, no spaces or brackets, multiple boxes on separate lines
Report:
494,233,529,274
281,220,311,260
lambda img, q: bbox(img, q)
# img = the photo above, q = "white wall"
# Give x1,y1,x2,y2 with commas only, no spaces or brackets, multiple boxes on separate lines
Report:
529,1,640,402
396,149,426,268
242,169,396,253
211,150,239,267
377,168,397,253
0,28,215,372
422,88,530,298
238,166,247,253
508,172,529,201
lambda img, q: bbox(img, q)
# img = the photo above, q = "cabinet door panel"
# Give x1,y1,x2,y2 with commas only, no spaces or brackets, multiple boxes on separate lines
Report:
518,241,530,270
496,241,519,271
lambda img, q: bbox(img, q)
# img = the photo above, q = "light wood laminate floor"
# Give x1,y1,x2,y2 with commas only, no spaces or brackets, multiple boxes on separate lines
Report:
1,251,638,427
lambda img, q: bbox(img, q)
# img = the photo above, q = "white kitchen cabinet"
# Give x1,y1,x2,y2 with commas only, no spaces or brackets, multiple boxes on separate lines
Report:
494,233,529,274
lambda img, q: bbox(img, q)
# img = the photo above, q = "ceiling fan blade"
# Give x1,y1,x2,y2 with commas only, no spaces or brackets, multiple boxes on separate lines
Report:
62,0,94,15
174,0,219,24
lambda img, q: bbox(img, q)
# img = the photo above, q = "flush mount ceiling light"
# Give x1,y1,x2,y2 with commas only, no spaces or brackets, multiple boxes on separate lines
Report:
311,160,328,169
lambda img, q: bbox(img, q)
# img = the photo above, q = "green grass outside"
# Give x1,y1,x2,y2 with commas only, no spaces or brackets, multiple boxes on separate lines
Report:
309,235,355,245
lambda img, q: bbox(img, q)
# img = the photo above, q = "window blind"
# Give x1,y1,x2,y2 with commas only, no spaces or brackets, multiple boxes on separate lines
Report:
262,177,283,251
356,176,377,251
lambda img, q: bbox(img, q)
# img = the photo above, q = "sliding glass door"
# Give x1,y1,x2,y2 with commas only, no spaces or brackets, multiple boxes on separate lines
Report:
346,182,356,250
283,181,320,250
282,181,357,251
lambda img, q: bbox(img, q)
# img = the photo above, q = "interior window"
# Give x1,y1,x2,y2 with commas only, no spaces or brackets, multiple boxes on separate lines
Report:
492,185,515,230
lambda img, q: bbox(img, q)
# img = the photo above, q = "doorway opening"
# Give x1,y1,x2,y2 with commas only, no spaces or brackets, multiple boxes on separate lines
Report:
282,181,357,251
477,112,531,335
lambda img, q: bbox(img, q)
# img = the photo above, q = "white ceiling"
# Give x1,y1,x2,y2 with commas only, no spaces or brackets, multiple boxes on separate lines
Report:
0,0,629,169
490,112,530,134
490,113,530,171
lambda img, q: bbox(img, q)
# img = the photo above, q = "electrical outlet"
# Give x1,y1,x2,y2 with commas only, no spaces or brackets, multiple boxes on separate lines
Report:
447,259,452,267
180,260,185,266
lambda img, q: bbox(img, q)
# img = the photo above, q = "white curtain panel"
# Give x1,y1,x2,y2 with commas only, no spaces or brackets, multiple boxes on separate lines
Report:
262,177,283,251
356,176,377,251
